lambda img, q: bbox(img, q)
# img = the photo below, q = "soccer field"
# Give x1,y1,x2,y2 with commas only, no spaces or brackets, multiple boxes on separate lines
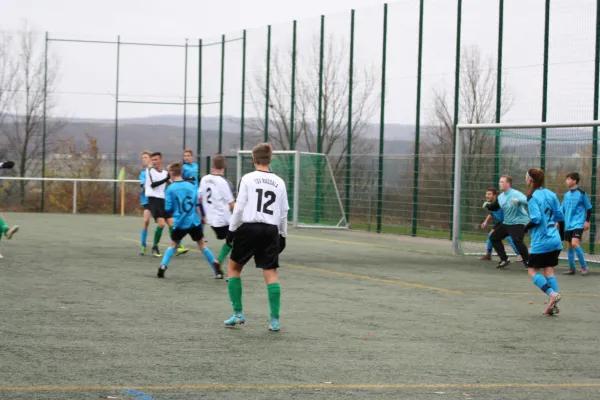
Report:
0,213,599,400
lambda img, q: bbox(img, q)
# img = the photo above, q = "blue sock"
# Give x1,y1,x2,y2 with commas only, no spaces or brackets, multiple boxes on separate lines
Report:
486,234,493,253
506,236,519,255
546,276,558,293
532,273,554,295
574,246,587,268
141,229,148,247
202,248,216,273
567,249,576,270
161,247,176,267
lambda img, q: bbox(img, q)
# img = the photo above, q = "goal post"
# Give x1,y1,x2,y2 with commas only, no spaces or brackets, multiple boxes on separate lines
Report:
453,121,600,261
236,150,349,229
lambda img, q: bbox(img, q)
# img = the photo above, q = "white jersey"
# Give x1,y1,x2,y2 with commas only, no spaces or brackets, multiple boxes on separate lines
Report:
144,168,169,199
198,174,235,228
229,170,289,237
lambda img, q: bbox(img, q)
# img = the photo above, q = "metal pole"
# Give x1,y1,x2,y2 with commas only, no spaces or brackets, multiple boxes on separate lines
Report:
376,3,388,234
183,40,188,150
290,20,297,150
113,35,121,215
73,181,77,214
197,39,202,174
345,10,355,224
494,0,504,185
219,34,226,153
264,25,271,142
541,0,550,170
241,30,246,150
317,15,325,153
450,0,463,237
591,0,600,254
411,0,424,237
41,32,48,212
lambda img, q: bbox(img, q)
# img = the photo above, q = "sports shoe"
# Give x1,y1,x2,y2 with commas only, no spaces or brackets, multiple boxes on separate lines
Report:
139,246,146,256
213,260,224,277
5,225,19,239
152,245,161,258
268,318,280,332
175,245,189,256
563,269,576,275
543,292,561,315
497,259,510,268
224,312,246,327
480,254,491,261
549,303,560,315
157,265,166,278
581,267,589,276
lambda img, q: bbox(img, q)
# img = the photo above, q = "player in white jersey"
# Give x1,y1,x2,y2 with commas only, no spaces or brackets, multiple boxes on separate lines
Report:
145,152,188,258
223,143,289,332
198,154,235,277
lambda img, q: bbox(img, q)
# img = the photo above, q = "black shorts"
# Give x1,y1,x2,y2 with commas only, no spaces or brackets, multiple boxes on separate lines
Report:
527,250,561,269
148,197,171,221
212,225,229,240
565,229,584,242
230,223,280,270
142,204,150,211
171,225,204,242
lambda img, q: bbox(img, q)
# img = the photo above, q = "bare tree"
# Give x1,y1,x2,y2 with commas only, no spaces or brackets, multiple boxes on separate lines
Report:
248,35,378,174
420,46,513,229
2,27,61,205
0,34,18,156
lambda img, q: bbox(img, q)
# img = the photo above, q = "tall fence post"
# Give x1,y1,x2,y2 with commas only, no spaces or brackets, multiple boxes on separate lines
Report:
290,21,297,150
412,0,425,236
591,0,600,254
450,0,463,238
315,15,325,223
41,32,48,212
183,40,188,150
197,39,203,175
376,3,388,234
541,0,551,170
264,25,272,143
113,35,121,215
73,181,77,214
240,30,246,151
219,34,226,153
345,9,355,225
494,0,504,184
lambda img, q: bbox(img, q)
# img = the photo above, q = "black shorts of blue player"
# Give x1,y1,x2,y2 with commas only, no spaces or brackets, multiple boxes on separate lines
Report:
527,250,561,269
230,223,280,270
171,225,205,243
564,229,584,242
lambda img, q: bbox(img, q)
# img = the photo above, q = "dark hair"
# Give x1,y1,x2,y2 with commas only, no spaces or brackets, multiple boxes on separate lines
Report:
151,152,162,158
168,162,182,176
566,172,580,184
486,187,498,195
212,154,226,170
252,143,273,166
527,168,544,200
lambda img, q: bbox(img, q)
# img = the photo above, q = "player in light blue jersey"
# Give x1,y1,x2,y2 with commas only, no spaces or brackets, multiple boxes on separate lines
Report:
182,149,199,188
561,172,592,276
490,175,530,269
480,187,520,261
157,162,218,279
524,168,563,315
138,151,154,255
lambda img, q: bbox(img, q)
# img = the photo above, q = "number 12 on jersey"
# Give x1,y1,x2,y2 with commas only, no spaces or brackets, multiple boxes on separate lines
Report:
256,188,276,215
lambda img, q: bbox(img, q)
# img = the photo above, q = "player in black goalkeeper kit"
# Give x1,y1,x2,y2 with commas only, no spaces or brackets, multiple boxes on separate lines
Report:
223,143,289,332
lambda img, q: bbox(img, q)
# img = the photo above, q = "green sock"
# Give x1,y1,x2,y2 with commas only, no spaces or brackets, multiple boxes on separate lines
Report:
217,243,233,263
153,226,164,246
267,283,281,319
0,216,8,234
228,277,243,313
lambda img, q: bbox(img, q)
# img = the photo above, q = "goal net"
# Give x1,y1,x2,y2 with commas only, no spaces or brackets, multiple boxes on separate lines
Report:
237,150,349,229
452,121,600,263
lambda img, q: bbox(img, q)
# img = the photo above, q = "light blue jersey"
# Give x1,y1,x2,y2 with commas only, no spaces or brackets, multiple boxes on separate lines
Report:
561,188,592,231
182,162,199,188
139,170,148,206
498,188,529,225
528,188,564,254
164,180,201,230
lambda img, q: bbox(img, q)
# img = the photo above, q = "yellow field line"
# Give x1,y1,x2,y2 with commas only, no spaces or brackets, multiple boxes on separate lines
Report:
118,237,600,298
2,382,600,391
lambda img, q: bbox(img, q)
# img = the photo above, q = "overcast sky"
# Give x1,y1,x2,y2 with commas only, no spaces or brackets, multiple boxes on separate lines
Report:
1,0,598,126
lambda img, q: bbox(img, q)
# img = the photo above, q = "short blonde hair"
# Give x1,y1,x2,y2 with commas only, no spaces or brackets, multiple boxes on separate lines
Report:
252,143,272,166
140,150,152,157
183,148,193,156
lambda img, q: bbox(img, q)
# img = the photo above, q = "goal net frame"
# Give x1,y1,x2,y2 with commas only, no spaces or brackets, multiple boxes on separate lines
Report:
452,120,600,256
236,150,349,230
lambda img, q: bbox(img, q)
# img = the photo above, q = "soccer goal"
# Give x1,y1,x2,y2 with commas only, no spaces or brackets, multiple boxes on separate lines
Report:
236,150,349,229
452,121,600,262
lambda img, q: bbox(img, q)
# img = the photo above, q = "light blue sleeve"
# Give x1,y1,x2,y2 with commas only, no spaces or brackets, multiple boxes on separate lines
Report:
515,190,528,205
583,192,593,211
164,187,174,213
139,170,146,186
528,196,542,225
553,193,565,222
